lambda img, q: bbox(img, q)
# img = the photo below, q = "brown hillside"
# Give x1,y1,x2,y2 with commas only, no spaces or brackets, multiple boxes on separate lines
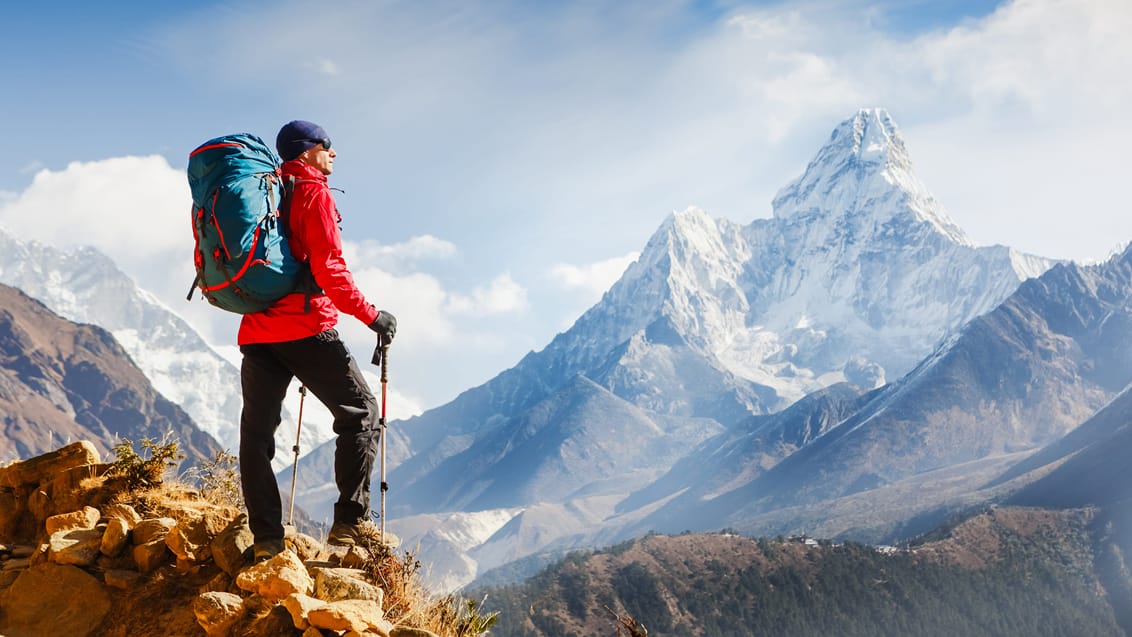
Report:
481,506,1122,637
0,283,220,466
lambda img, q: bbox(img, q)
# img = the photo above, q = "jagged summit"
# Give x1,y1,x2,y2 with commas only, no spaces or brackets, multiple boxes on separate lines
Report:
772,108,971,246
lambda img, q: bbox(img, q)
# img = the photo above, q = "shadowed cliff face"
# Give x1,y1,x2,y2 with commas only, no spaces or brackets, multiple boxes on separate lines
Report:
0,283,221,466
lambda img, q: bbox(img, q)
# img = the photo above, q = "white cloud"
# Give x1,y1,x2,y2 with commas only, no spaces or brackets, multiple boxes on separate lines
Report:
550,252,639,296
446,273,528,316
350,235,458,269
910,0,1131,116
0,156,190,301
0,156,186,263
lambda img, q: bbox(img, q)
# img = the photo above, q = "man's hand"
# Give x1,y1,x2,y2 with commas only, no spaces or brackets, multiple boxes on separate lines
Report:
369,311,397,366
368,311,397,342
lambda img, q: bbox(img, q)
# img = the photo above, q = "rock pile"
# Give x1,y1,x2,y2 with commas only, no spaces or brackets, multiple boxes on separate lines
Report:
0,441,438,637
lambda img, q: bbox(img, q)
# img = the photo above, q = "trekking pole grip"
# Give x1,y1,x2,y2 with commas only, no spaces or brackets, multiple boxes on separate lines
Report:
380,344,389,383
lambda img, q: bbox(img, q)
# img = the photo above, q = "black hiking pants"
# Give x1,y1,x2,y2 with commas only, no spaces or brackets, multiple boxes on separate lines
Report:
239,328,379,542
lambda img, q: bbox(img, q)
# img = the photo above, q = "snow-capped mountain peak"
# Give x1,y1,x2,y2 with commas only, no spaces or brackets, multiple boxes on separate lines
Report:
772,108,971,247
311,108,1062,590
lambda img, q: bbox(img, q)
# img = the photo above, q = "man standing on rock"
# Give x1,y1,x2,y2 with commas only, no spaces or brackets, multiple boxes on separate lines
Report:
237,120,397,562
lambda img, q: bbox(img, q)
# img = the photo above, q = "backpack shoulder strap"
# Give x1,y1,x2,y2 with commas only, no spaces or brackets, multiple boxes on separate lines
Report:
278,175,324,312
279,176,322,239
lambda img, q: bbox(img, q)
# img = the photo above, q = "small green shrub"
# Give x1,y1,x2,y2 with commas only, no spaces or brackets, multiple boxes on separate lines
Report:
108,436,184,490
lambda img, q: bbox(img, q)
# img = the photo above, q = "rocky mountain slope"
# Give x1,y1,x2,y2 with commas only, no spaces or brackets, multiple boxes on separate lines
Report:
1003,382,1132,510
0,283,220,466
623,245,1132,540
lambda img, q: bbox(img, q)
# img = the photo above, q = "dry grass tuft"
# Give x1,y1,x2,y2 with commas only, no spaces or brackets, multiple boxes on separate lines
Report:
350,527,499,636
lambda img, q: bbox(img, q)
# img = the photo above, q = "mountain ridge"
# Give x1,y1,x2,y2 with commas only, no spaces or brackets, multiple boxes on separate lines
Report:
359,107,1065,590
0,282,221,465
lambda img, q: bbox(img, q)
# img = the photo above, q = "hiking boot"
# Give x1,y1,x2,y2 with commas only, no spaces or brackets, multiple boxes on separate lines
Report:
327,520,379,547
252,538,285,563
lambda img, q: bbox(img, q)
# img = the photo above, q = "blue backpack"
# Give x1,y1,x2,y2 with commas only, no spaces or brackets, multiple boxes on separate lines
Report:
186,133,306,314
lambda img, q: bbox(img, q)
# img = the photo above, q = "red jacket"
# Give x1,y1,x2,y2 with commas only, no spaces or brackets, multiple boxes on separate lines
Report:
238,160,379,345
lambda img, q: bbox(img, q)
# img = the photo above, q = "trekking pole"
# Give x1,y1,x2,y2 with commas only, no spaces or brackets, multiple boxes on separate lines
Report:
378,343,390,545
287,385,307,526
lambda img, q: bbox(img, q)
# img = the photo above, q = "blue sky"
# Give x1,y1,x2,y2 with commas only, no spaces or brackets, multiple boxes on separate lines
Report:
2,0,1129,418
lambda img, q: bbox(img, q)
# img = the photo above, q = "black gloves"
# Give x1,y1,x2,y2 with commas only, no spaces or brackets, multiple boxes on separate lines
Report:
369,311,397,366
369,311,397,341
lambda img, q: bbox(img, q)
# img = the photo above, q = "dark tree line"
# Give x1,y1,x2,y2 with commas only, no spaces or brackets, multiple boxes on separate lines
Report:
477,528,1123,637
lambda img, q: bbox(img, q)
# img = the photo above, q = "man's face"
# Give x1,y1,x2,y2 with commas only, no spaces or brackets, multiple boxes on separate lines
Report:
300,142,335,176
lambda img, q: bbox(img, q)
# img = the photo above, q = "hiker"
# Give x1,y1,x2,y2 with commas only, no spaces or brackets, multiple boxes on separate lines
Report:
237,119,397,562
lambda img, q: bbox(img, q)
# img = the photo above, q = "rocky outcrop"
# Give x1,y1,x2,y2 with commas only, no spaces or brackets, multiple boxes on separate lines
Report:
0,441,442,637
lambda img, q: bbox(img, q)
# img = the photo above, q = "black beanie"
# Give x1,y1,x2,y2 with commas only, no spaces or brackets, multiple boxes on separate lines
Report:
276,120,330,161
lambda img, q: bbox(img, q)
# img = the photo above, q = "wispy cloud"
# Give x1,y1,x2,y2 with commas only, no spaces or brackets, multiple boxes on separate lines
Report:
310,58,341,76
19,161,44,175
349,235,458,269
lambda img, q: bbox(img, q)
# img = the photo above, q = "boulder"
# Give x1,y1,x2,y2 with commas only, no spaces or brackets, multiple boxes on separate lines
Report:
194,590,246,637
167,513,214,563
306,599,386,634
101,503,142,527
241,602,305,637
45,506,101,534
235,550,314,601
3,562,111,637
0,441,99,488
132,517,176,544
211,514,254,576
100,517,131,557
313,567,383,604
340,545,372,570
48,463,111,511
285,527,325,561
283,593,327,630
49,527,104,566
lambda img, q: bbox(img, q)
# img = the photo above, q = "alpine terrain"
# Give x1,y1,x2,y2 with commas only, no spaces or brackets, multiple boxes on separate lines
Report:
626,241,1132,544
331,107,1060,590
0,228,333,470
0,282,221,465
